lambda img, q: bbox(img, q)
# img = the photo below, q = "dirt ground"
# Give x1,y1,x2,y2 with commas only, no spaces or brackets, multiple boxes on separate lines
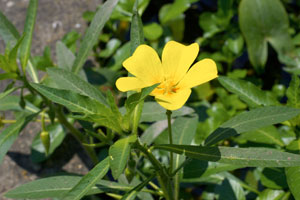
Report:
0,0,102,199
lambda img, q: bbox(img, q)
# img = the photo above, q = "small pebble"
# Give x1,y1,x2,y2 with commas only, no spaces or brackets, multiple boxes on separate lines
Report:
6,1,14,7
75,23,81,28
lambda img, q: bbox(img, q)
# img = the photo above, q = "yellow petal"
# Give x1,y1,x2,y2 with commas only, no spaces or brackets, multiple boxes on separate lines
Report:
116,77,148,92
162,41,199,83
123,45,163,85
155,89,191,110
177,58,218,90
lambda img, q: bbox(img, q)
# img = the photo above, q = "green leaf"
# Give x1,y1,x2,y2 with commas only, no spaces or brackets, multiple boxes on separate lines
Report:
257,189,285,200
0,72,18,80
121,174,155,200
0,113,36,164
130,0,144,54
109,135,137,180
140,102,194,122
183,160,243,181
0,95,39,113
205,106,300,146
239,0,293,72
99,38,121,58
62,158,109,200
286,167,300,199
0,10,20,44
140,120,168,145
0,87,17,100
155,144,300,167
236,126,284,146
159,0,190,24
108,42,131,71
30,83,107,116
72,0,119,74
125,84,159,114
218,76,278,107
4,176,148,199
215,178,245,200
287,75,300,108
260,168,288,189
143,22,163,41
31,123,66,163
47,68,107,105
19,0,38,70
56,41,75,70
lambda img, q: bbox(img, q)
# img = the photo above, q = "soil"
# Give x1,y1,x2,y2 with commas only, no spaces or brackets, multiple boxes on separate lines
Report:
0,1,102,199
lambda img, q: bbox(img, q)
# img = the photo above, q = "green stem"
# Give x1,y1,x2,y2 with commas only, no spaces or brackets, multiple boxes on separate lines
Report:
134,140,174,200
166,110,173,173
56,106,99,165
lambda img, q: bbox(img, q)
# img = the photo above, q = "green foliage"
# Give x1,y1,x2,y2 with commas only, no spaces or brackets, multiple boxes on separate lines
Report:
2,0,300,199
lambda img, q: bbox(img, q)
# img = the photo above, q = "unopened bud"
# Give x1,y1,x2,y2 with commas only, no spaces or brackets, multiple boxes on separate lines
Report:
40,131,50,156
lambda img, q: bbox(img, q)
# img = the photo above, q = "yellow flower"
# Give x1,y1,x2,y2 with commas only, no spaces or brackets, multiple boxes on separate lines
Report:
116,41,218,110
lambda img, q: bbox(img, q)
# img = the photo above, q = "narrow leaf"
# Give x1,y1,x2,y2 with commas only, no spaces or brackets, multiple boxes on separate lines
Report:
0,10,20,44
109,135,137,179
155,144,300,167
72,0,119,74
62,158,109,200
4,176,146,199
218,76,278,107
47,68,107,105
19,0,38,70
0,87,17,100
30,83,108,115
121,174,155,200
130,0,144,54
205,106,300,146
0,113,36,164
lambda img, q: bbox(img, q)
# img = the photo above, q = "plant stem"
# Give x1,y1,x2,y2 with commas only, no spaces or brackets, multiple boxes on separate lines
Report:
134,140,174,200
166,110,173,173
55,106,99,165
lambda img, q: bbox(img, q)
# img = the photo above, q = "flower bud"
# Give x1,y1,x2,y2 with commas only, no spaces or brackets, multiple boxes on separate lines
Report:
40,131,50,156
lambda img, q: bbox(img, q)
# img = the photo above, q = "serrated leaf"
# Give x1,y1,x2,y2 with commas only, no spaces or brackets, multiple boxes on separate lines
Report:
218,76,278,107
0,113,37,164
205,106,300,146
62,158,109,200
109,135,137,179
155,144,300,167
72,0,119,74
47,68,107,105
19,0,38,70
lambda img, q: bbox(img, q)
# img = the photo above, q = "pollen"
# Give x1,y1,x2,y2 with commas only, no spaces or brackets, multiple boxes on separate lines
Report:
152,78,179,95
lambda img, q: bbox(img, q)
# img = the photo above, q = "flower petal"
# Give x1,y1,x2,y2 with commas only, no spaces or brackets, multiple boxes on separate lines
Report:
116,77,148,92
177,58,218,90
162,41,199,83
123,45,163,85
155,89,191,110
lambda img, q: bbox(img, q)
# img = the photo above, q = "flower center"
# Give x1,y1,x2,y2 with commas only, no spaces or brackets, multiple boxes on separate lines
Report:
154,78,179,95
